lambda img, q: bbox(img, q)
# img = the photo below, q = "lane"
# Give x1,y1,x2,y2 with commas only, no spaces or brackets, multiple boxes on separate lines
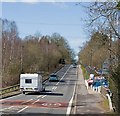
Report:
0,65,77,115
20,66,77,115
0,65,70,113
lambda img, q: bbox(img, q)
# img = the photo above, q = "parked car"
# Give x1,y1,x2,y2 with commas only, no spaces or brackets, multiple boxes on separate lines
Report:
49,74,59,82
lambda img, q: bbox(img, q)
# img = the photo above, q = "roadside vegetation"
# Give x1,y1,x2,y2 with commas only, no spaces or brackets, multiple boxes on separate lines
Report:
81,65,89,80
78,1,120,113
1,18,74,88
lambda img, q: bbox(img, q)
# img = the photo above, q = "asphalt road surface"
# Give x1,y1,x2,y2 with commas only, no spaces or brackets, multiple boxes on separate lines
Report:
0,64,77,116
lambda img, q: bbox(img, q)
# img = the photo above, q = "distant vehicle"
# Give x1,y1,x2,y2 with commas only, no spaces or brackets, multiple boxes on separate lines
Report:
49,74,59,82
20,73,45,94
72,63,77,68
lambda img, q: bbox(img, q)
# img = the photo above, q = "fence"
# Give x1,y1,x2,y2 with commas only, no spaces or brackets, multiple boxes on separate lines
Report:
0,84,20,98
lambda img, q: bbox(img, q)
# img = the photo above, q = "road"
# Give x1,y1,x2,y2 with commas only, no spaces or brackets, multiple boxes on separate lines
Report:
0,65,77,116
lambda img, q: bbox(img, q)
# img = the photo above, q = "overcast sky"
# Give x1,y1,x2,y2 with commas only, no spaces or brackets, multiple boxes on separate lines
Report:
2,1,92,54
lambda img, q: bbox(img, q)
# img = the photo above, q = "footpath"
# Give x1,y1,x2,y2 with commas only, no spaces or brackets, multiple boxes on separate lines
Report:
71,65,110,115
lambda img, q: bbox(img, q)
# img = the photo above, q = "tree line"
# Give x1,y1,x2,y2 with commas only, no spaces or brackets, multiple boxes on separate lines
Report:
78,1,120,113
1,18,74,88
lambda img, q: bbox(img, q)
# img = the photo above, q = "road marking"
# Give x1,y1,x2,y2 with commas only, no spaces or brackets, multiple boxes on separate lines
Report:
52,86,55,90
41,95,47,98
73,75,78,114
17,106,29,113
41,66,71,100
37,95,43,98
41,102,61,107
66,77,76,115
54,87,57,90
32,99,39,104
52,86,57,90
0,106,14,111
21,99,33,104
39,66,71,99
56,65,71,86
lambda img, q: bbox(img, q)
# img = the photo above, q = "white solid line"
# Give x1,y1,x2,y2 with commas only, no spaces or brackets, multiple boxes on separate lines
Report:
32,99,39,104
17,106,29,113
66,78,76,115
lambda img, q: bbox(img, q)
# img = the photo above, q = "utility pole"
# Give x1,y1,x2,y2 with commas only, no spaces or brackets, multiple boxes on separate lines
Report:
21,45,24,73
109,29,112,75
90,49,93,73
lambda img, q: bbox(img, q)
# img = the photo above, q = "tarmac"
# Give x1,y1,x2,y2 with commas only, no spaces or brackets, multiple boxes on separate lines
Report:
71,65,110,115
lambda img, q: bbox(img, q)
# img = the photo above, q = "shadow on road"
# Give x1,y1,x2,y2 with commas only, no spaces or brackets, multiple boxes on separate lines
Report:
26,91,63,96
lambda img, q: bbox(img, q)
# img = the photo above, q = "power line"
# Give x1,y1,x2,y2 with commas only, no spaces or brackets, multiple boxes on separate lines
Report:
16,21,81,26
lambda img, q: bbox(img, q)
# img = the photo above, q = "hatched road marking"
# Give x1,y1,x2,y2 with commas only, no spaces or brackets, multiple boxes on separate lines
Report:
1,100,68,109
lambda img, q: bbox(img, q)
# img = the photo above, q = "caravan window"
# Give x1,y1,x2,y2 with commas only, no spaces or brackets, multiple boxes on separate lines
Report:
25,79,32,83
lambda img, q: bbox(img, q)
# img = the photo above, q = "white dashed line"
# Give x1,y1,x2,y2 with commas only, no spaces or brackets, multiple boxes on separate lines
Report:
37,95,43,98
32,99,39,104
56,65,71,86
17,106,29,113
41,95,47,98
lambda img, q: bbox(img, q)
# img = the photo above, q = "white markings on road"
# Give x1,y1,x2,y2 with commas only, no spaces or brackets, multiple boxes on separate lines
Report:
54,87,57,90
38,65,71,99
52,86,57,90
37,95,43,98
41,95,47,98
41,102,61,107
17,106,29,113
66,75,77,115
0,106,14,111
56,65,71,86
32,99,39,104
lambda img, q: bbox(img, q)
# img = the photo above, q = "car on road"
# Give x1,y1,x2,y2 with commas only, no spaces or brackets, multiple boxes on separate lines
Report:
72,63,77,68
49,74,59,82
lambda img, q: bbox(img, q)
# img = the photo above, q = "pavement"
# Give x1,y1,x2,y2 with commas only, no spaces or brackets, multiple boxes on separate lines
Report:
72,65,110,115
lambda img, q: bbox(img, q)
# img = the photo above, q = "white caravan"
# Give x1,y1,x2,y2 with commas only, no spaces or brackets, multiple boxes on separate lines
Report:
20,73,45,94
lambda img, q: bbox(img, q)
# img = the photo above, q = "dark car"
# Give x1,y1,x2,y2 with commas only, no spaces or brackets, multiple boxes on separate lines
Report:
49,74,59,82
72,64,77,68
